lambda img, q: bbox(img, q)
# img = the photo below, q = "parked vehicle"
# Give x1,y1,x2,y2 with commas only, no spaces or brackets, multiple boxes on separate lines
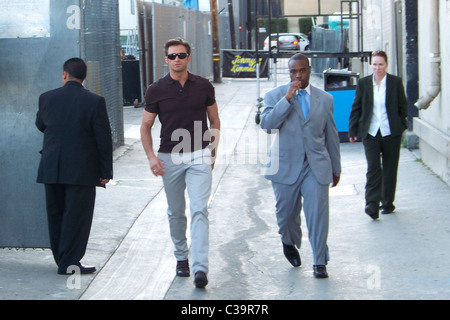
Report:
263,33,310,52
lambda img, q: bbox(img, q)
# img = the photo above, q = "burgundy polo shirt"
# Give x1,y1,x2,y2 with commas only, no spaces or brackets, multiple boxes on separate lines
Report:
145,72,216,153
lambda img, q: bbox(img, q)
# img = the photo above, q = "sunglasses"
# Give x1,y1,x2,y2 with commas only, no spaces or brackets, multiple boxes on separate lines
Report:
167,53,190,60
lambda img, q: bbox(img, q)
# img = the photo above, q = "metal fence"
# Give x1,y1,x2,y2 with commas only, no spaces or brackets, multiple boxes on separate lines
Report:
137,1,231,89
310,26,350,73
81,0,124,149
264,26,350,82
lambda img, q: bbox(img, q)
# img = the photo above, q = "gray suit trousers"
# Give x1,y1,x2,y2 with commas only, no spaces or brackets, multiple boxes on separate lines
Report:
271,158,330,265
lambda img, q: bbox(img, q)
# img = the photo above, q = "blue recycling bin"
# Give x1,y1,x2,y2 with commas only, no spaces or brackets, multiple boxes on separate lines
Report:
323,69,359,142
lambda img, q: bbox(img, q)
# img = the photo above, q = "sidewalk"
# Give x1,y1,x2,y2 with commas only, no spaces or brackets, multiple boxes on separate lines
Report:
1,74,449,300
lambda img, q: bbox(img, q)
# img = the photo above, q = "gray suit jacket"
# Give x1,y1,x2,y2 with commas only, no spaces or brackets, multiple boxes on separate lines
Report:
260,83,341,185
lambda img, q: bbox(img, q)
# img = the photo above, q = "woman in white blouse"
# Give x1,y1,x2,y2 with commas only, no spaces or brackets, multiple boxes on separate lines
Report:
348,50,408,220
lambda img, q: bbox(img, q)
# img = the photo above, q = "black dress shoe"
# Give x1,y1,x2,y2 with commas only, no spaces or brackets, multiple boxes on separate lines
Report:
282,242,301,267
313,265,328,278
381,207,395,214
176,260,190,277
194,271,208,288
365,204,379,220
79,265,96,274
58,264,96,275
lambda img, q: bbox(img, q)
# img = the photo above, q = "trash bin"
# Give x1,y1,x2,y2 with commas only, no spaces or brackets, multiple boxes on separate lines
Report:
122,59,142,106
323,69,359,142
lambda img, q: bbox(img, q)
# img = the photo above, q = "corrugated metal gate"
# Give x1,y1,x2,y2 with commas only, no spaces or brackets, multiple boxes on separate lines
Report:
137,1,231,88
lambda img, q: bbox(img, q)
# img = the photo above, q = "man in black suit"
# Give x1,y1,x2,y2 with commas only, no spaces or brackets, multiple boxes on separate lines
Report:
36,58,113,274
348,50,407,219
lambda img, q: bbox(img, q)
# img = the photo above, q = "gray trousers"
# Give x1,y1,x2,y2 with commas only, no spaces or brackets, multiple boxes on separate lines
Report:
159,149,212,275
271,159,330,265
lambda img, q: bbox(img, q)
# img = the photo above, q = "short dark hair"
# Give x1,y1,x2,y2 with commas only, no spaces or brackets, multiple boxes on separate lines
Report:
63,58,87,80
371,50,388,63
164,38,191,56
289,53,310,66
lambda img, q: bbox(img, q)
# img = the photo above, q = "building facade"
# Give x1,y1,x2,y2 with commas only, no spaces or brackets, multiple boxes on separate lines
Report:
413,0,450,186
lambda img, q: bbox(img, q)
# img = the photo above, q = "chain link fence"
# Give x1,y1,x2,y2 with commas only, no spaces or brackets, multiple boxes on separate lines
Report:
81,0,124,149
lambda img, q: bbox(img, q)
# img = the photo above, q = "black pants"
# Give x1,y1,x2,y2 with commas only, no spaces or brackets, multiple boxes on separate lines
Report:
363,131,401,211
44,184,96,273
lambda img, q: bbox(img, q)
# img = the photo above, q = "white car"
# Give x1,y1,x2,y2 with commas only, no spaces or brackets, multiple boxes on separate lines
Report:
263,33,310,52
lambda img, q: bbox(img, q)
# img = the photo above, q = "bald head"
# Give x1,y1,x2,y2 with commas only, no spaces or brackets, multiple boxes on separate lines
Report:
289,53,310,66
288,53,311,89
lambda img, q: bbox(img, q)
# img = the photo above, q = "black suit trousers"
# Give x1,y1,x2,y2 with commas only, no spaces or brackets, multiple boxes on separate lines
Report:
363,131,401,210
44,184,96,273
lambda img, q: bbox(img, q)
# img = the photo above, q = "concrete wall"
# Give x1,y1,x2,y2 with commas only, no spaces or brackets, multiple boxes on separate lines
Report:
0,0,80,247
0,0,123,247
284,0,342,33
413,0,450,186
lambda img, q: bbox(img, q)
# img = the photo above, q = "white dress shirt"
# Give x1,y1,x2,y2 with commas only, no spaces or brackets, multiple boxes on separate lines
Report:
302,83,311,96
368,74,391,137
296,83,312,97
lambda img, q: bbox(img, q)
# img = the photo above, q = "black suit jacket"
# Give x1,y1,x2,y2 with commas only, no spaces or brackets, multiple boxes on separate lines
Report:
348,73,408,139
36,81,113,186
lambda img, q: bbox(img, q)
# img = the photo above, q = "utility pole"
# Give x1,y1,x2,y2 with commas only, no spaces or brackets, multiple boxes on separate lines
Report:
228,0,236,49
210,0,222,83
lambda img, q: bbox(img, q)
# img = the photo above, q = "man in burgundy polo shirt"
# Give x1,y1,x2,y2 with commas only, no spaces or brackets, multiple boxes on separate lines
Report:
140,38,220,288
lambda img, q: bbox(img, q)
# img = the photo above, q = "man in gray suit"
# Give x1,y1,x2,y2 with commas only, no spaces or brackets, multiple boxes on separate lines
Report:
260,53,341,278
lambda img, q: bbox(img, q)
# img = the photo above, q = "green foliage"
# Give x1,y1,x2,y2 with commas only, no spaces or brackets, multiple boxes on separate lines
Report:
258,18,288,33
298,17,314,34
